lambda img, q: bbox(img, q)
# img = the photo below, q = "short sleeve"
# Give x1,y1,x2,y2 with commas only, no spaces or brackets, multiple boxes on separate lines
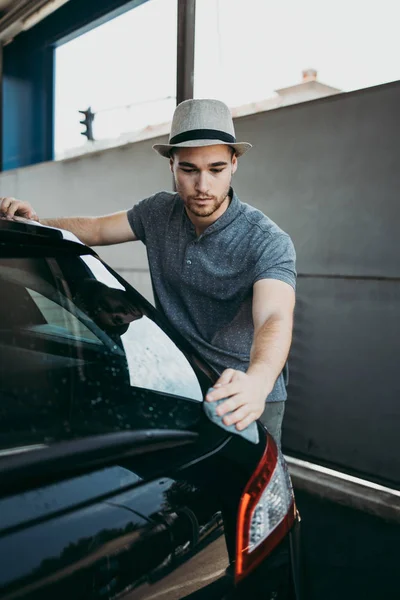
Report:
127,195,155,244
253,233,297,290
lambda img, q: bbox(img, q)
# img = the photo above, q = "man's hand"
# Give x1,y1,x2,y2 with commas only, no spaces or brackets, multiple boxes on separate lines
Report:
0,197,38,221
205,368,271,431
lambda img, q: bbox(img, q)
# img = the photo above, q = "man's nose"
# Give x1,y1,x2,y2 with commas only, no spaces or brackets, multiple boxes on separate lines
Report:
195,171,210,195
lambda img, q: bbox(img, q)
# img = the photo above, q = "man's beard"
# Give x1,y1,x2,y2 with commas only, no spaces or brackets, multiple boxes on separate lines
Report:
178,185,231,218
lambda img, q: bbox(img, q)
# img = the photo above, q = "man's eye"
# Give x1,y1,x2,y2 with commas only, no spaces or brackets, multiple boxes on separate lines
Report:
181,168,195,173
211,169,224,173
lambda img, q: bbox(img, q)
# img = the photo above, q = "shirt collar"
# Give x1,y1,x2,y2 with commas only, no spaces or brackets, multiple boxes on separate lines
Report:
181,187,241,238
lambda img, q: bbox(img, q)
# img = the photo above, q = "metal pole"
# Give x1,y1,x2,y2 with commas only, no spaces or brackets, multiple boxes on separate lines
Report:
176,0,196,105
0,43,3,171
173,0,196,190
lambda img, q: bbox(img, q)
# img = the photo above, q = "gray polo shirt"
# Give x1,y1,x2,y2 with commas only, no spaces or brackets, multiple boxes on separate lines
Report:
127,189,296,401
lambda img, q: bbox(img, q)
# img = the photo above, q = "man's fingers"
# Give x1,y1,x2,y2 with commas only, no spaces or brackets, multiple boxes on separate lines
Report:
6,200,19,218
222,404,250,426
0,197,12,214
215,394,245,417
206,381,241,403
0,197,37,220
236,412,258,431
214,368,236,388
1,198,16,217
0,197,19,213
206,369,244,402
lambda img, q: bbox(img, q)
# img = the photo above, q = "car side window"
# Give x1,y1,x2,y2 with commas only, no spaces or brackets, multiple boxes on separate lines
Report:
120,316,203,400
26,288,103,344
0,254,207,454
80,254,204,401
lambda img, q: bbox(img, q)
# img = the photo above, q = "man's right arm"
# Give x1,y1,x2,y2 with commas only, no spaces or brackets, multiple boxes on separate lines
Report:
41,212,137,246
0,197,137,246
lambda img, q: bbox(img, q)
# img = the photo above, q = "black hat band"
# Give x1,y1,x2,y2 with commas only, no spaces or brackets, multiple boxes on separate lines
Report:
169,128,236,145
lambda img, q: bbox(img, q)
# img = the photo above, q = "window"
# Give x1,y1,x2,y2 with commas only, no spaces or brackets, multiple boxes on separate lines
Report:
54,0,177,158
27,289,102,344
0,254,209,453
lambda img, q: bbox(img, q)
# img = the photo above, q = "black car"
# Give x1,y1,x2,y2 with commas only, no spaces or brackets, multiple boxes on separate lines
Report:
0,217,302,600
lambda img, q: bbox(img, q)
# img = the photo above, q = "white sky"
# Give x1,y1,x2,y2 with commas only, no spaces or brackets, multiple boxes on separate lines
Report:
54,0,400,155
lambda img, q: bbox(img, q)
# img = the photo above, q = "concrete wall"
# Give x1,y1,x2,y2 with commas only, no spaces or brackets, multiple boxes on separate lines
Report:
0,132,173,302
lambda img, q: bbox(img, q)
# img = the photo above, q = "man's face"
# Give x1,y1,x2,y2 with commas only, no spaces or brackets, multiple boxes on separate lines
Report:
170,145,238,220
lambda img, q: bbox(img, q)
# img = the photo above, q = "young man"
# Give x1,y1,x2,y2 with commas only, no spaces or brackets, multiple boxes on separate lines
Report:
0,98,296,444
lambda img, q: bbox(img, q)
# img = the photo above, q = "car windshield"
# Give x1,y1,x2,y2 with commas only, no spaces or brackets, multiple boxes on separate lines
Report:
0,251,214,452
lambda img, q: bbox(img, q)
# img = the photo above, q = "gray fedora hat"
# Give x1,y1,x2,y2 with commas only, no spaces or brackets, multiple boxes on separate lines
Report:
153,98,252,158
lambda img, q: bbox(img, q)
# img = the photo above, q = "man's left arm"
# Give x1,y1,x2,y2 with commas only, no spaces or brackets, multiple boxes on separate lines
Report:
205,279,295,431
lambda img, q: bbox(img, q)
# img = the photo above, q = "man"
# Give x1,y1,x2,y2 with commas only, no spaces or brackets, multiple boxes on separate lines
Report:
0,98,296,444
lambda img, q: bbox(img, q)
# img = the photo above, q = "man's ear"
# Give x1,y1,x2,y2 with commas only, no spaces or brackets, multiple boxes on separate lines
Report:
231,153,238,175
169,156,174,173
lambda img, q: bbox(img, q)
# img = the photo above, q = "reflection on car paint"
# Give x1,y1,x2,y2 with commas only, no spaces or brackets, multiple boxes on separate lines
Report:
0,466,142,531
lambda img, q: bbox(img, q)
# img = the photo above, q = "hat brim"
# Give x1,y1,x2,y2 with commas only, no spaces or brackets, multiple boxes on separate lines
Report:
152,139,252,158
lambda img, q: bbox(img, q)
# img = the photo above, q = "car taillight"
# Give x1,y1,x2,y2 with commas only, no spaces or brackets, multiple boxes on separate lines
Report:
235,435,296,583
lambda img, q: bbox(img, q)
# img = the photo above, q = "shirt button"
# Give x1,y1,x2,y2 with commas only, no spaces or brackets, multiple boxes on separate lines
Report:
186,259,192,265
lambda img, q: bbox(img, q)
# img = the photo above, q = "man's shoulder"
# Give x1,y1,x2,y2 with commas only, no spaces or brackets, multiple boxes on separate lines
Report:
238,200,289,239
143,190,178,208
152,190,177,201
131,190,179,219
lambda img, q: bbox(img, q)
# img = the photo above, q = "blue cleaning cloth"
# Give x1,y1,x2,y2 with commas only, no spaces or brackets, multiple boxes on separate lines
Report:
203,388,259,444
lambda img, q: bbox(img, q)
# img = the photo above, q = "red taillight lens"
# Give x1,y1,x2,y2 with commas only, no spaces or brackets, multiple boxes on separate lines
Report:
235,436,296,584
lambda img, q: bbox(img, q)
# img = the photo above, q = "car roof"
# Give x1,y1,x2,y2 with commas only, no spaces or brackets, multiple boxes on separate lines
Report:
0,216,85,245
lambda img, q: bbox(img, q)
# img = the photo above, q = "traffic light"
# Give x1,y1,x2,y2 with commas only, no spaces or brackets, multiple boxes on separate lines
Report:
79,107,95,141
